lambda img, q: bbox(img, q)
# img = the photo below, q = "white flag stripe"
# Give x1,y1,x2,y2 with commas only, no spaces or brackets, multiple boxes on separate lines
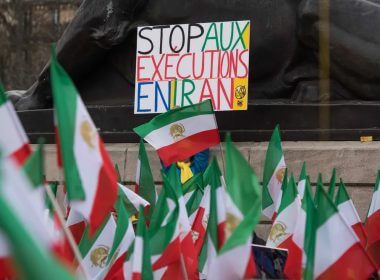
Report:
132,236,143,275
0,102,28,155
2,159,53,247
266,198,300,247
208,239,251,279
78,217,116,278
314,213,357,277
338,200,361,226
297,179,306,199
144,114,217,149
368,189,380,217
135,158,141,185
119,184,150,209
72,97,102,219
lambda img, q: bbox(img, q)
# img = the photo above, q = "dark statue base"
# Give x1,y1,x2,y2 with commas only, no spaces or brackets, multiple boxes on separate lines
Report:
19,101,380,143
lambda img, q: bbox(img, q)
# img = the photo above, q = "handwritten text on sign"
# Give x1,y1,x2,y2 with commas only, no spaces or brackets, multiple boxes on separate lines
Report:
134,20,250,114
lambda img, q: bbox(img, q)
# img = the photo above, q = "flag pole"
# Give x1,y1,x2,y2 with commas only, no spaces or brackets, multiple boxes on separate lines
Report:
180,253,189,280
44,183,90,280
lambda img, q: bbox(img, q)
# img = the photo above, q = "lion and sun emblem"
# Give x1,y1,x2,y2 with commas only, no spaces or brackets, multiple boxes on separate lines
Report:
90,245,110,268
234,85,247,107
268,222,290,245
169,123,185,141
80,120,97,149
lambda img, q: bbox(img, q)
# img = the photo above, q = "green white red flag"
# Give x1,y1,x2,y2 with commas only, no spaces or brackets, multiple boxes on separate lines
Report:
0,154,74,279
134,100,220,167
108,206,153,280
328,168,337,199
208,134,261,279
77,215,116,278
262,125,286,220
103,197,135,280
267,173,303,280
50,48,118,235
134,139,156,222
365,170,380,267
149,172,181,278
335,179,367,247
312,186,377,280
0,83,31,165
118,183,150,217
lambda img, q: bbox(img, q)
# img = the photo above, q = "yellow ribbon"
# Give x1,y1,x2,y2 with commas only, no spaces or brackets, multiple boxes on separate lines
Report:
177,161,193,184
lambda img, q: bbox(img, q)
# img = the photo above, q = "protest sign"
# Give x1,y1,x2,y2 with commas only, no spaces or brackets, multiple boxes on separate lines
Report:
134,20,250,114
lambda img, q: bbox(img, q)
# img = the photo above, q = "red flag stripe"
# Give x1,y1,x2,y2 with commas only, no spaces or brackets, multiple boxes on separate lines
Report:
157,130,220,167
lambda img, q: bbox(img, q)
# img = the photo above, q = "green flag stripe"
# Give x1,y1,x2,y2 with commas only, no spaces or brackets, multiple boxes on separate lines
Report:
315,185,338,228
23,139,44,188
78,215,111,257
107,197,130,265
0,83,7,106
50,46,85,200
133,99,214,138
262,125,283,188
278,172,298,214
328,168,336,199
137,206,153,280
335,179,350,206
375,170,380,192
299,162,307,181
303,176,316,280
0,196,75,280
138,139,156,220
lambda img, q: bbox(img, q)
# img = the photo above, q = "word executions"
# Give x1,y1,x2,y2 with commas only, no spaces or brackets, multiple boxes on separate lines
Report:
134,20,250,114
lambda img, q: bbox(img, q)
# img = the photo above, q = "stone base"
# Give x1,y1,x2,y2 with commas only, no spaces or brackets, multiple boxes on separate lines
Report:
41,141,378,239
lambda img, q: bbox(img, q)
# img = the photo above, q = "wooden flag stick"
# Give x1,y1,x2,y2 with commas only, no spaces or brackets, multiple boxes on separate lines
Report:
44,183,90,280
180,253,189,280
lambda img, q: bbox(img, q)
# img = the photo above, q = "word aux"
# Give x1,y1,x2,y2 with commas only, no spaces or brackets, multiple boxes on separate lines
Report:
134,20,250,114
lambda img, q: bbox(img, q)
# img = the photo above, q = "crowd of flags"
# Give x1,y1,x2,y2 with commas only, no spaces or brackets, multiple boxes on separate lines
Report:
0,47,379,280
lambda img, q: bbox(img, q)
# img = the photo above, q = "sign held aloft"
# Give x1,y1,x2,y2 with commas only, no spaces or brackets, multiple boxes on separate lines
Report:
134,20,250,114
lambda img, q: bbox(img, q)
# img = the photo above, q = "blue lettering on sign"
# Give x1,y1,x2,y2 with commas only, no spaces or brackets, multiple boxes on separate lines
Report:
137,82,152,113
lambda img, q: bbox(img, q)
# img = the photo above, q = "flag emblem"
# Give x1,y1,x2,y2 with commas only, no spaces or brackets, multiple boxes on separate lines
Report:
90,245,110,268
268,222,289,245
169,123,185,140
80,120,96,149
226,213,240,239
276,167,286,183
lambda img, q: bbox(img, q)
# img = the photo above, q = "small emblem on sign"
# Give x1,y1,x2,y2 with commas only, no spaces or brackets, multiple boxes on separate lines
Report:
90,245,109,268
235,85,247,99
170,123,185,140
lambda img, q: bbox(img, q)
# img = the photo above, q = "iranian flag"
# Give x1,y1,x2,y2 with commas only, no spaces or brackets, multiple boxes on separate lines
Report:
297,162,307,199
149,173,181,278
190,184,211,255
183,173,204,222
312,186,377,280
365,170,380,267
208,134,261,279
134,100,220,167
108,206,153,280
262,125,286,220
0,83,31,165
103,197,135,280
165,166,198,279
134,139,156,221
118,183,150,217
267,173,303,280
0,155,74,279
198,158,226,277
77,215,117,278
50,48,118,235
335,179,367,247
